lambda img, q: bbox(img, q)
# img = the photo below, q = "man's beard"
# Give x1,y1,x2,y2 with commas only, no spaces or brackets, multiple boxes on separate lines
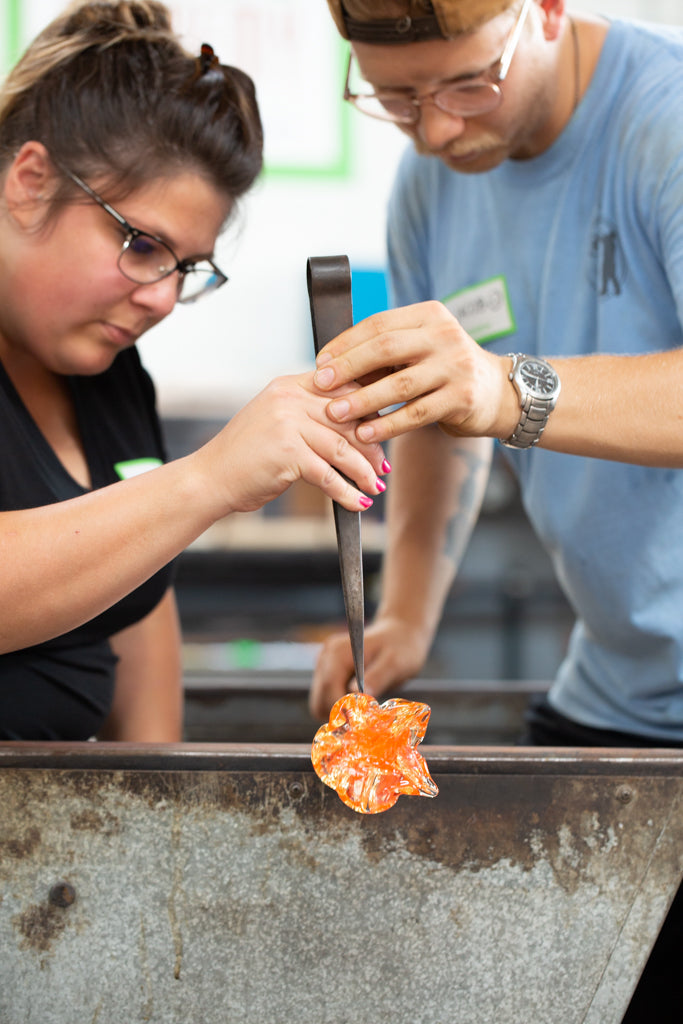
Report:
411,126,504,161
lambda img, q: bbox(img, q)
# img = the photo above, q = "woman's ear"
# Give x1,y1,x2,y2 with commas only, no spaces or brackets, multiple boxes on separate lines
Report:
3,141,56,227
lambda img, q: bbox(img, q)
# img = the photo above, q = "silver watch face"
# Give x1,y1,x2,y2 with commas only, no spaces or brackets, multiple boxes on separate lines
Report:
519,359,558,397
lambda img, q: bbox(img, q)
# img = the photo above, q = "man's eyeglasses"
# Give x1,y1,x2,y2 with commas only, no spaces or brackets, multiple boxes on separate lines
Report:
344,0,532,125
62,169,228,305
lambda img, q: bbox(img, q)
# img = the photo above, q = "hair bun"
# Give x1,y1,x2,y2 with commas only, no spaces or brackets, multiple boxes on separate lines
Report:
0,0,263,207
61,0,174,37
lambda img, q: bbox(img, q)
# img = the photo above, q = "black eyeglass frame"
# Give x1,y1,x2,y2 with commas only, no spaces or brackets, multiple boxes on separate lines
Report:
343,0,532,125
61,168,228,305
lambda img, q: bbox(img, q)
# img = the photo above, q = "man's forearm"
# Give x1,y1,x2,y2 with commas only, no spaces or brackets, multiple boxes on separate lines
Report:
377,427,492,643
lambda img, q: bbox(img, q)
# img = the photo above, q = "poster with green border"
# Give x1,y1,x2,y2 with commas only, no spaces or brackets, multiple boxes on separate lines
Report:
3,0,22,73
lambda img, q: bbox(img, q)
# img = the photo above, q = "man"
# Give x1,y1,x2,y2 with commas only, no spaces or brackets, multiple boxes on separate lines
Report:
310,2,683,1020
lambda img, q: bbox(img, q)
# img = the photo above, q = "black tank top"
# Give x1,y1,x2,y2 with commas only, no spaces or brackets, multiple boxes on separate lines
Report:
0,348,175,739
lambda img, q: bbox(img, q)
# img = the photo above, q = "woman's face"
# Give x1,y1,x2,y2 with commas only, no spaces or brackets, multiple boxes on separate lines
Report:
0,169,231,376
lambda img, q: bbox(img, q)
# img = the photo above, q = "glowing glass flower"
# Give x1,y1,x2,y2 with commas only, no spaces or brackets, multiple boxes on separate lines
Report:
311,692,438,814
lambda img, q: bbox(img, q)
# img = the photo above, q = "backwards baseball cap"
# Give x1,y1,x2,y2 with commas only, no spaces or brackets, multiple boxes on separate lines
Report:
326,0,516,43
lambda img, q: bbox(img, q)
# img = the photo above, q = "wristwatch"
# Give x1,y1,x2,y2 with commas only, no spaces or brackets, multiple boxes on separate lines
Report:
499,353,561,449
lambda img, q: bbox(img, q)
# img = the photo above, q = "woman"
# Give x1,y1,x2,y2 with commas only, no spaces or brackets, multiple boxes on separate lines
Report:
0,0,388,741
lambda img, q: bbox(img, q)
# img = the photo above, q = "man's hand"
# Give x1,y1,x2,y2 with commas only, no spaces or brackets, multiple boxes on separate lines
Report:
309,614,433,720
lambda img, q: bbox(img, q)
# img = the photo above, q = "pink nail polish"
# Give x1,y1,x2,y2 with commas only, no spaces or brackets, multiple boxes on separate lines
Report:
381,458,392,474
359,496,373,510
376,479,387,493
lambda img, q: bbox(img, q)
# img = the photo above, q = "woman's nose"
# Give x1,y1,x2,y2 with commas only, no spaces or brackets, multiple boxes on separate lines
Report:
131,274,179,317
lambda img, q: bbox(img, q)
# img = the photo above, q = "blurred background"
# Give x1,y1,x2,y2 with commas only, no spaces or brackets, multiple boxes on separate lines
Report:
1,0,681,741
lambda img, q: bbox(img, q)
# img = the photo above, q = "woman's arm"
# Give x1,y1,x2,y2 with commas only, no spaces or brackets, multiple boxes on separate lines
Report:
0,372,387,655
99,587,183,742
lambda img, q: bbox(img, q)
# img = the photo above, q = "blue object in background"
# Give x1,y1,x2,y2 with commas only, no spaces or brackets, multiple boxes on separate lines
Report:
351,267,389,322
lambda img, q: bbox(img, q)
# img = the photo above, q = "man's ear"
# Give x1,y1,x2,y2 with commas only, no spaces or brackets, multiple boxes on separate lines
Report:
3,141,56,227
538,0,565,42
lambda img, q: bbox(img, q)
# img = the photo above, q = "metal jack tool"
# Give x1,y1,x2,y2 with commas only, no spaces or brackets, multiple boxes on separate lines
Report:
307,255,364,693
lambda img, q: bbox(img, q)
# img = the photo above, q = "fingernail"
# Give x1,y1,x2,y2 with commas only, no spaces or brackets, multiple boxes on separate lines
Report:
329,398,350,420
357,423,375,441
359,496,373,510
315,367,335,388
381,458,392,474
316,352,332,366
376,478,387,493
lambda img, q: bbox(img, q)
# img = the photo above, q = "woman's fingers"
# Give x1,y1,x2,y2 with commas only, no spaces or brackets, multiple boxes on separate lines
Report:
298,436,384,512
300,375,389,481
206,372,391,517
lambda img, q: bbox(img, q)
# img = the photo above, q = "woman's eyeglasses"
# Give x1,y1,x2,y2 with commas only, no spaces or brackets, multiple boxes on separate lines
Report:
62,168,228,305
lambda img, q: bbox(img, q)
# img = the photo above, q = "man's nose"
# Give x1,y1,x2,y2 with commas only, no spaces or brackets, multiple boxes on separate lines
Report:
415,101,467,150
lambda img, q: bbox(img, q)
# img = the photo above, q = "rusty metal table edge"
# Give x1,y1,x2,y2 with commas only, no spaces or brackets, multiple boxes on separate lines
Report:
1,742,682,775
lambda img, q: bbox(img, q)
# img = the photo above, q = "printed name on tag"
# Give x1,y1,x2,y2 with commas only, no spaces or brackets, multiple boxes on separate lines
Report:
443,275,515,344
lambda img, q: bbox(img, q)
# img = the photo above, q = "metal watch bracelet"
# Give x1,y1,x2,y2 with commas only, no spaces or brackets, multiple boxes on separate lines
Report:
503,392,553,449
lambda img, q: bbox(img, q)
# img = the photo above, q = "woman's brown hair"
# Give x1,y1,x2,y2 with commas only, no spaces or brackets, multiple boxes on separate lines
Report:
0,0,263,208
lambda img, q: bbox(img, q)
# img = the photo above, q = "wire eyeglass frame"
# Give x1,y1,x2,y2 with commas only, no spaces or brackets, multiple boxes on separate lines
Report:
61,168,228,305
344,0,533,124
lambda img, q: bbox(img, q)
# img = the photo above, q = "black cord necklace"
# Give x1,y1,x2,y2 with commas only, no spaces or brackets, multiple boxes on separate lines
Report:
569,17,581,114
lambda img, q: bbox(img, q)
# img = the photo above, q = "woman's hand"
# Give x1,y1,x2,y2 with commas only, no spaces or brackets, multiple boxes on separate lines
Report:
196,371,389,517
309,614,433,721
312,301,517,445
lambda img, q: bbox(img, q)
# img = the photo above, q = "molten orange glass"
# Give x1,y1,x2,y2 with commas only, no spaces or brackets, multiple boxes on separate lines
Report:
311,692,439,814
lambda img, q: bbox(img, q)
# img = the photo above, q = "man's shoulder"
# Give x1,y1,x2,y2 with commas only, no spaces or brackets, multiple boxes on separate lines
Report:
595,19,683,144
610,18,683,76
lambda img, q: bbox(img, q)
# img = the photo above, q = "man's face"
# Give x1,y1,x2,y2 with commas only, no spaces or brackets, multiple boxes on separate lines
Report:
352,4,559,172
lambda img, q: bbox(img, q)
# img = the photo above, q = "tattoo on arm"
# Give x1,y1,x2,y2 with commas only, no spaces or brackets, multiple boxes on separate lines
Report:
443,447,489,566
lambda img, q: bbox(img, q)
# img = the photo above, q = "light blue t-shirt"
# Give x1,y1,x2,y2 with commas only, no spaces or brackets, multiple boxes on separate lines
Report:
387,18,683,741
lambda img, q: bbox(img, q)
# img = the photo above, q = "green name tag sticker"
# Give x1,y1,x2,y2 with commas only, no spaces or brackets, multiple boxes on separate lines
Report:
443,275,516,345
114,458,163,480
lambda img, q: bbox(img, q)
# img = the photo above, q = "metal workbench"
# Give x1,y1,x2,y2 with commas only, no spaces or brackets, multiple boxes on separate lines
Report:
1,743,682,1024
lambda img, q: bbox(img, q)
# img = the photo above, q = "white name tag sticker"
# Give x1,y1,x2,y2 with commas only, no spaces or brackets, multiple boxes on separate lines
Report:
443,275,515,344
